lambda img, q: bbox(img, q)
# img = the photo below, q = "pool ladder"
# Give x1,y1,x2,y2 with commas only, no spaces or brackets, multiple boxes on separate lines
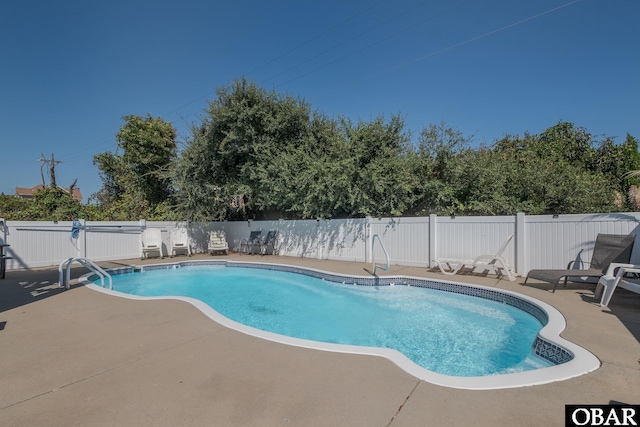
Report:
58,257,113,290
372,234,390,275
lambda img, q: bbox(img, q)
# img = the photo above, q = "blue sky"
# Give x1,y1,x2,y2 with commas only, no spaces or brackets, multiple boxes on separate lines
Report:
1,0,638,201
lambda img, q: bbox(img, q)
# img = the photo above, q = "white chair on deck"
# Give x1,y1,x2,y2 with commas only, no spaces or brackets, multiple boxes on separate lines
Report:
596,264,640,307
432,234,517,281
141,228,164,259
208,230,229,255
170,227,191,257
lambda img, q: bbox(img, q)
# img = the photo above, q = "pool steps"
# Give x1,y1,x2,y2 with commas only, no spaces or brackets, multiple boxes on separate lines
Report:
59,257,112,290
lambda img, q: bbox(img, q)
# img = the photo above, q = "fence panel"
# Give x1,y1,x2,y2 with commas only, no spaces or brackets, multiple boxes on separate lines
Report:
85,221,142,261
435,216,516,267
3,221,78,269
370,217,430,267
4,213,640,274
265,219,318,258
525,213,640,271
220,219,367,261
320,219,367,262
222,220,318,258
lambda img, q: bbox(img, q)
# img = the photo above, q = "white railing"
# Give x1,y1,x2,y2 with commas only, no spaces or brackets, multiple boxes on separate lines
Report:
371,234,390,275
3,212,640,276
59,257,113,290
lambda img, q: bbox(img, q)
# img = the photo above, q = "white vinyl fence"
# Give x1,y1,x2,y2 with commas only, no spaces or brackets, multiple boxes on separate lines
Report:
2,212,640,275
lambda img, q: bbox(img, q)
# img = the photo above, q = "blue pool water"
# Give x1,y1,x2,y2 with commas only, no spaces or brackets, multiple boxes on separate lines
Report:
107,265,553,377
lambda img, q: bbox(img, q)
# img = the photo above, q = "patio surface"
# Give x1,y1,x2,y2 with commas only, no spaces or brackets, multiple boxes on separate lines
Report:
0,254,638,426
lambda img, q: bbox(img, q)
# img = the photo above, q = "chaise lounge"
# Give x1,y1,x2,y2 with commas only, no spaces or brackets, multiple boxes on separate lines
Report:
523,233,635,293
432,234,517,281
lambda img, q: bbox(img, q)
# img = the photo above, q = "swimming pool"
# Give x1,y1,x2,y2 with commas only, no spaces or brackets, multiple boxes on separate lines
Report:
84,260,600,389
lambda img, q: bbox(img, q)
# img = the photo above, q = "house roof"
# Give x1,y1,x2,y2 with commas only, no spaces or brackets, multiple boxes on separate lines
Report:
15,185,83,201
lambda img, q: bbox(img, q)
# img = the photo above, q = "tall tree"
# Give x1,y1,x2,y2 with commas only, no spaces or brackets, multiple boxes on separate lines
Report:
173,78,314,220
411,122,471,215
93,114,177,219
337,115,416,217
486,123,619,215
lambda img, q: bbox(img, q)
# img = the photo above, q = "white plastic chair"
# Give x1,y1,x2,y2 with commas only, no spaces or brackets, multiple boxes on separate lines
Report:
141,228,164,259
208,230,229,255
596,263,640,307
170,227,191,257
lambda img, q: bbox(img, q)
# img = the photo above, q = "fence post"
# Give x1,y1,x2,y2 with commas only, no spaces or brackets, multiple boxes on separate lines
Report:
316,218,323,259
139,219,146,259
515,212,526,275
79,219,87,258
429,214,437,268
365,217,372,264
0,218,6,245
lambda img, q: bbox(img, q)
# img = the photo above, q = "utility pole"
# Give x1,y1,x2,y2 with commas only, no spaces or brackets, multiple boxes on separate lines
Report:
39,155,46,186
39,153,63,188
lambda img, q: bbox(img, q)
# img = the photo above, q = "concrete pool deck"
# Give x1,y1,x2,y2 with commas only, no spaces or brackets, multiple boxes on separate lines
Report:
1,254,638,426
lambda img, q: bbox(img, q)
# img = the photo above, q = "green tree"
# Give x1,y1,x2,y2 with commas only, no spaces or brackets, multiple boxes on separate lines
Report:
535,121,596,168
285,115,354,218
410,122,471,215
24,187,83,221
284,114,416,218
0,194,31,220
607,134,640,180
338,115,416,217
486,125,619,215
174,78,325,220
93,114,177,219
174,78,418,219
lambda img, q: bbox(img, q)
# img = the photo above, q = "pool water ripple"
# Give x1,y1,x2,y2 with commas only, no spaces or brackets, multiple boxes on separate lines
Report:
105,265,551,377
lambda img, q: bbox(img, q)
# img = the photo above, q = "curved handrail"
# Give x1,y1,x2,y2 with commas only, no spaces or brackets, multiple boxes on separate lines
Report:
58,257,113,290
372,234,390,275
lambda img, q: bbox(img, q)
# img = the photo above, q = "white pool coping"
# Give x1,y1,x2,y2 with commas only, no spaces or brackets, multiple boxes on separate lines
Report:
81,260,601,390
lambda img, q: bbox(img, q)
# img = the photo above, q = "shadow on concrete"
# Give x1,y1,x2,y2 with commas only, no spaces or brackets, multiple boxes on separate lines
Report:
575,288,640,346
603,290,640,345
0,266,87,313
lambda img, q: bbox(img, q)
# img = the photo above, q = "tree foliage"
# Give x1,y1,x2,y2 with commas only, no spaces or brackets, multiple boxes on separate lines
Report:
172,79,419,220
0,187,82,221
4,79,638,221
92,114,177,220
417,123,621,216
172,78,310,221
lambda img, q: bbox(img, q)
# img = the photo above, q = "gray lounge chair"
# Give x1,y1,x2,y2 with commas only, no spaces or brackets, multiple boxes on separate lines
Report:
524,233,635,292
260,230,277,255
241,231,262,255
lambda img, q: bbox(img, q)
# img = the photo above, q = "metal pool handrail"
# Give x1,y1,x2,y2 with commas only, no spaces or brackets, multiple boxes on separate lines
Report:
372,234,390,275
59,257,113,290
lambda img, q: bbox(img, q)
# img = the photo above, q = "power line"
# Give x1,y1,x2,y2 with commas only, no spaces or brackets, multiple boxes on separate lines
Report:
261,0,437,86
274,0,472,88
137,0,392,130
249,0,389,79
364,0,583,80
